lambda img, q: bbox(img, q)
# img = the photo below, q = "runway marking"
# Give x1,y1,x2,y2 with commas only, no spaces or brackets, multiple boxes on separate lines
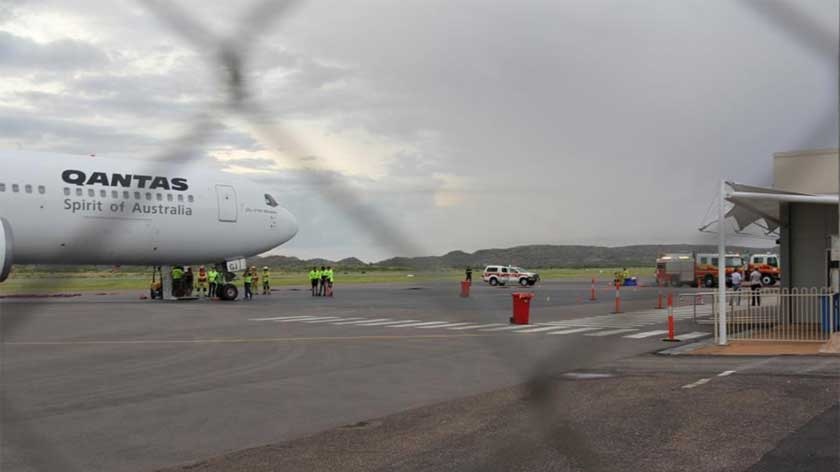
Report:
352,320,419,326
391,321,453,328
272,316,334,323
332,318,387,325
675,332,710,340
249,316,313,321
515,325,570,334
416,322,472,329
624,330,668,339
4,334,497,346
305,317,365,324
479,325,534,332
546,327,602,335
718,370,736,377
448,323,505,330
682,378,711,389
585,328,638,337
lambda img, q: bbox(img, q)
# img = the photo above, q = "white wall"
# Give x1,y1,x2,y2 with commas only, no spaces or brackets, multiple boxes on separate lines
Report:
774,149,839,194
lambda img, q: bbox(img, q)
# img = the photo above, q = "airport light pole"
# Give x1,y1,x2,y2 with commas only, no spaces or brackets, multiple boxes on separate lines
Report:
718,179,727,345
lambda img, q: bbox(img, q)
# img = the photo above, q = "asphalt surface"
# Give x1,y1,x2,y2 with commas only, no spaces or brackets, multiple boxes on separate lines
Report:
2,279,822,472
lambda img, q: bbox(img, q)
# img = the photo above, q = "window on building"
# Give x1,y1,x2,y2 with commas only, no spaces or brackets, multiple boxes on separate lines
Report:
24,184,32,194
64,187,70,196
38,185,45,195
12,184,20,193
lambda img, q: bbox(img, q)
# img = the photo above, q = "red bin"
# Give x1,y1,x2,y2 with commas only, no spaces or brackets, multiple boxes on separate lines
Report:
460,280,471,297
510,292,534,324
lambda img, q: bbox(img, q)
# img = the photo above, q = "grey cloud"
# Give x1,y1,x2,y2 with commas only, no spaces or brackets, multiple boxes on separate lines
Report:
0,31,107,70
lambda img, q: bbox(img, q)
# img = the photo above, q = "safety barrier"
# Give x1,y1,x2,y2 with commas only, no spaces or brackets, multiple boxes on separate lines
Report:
711,288,836,342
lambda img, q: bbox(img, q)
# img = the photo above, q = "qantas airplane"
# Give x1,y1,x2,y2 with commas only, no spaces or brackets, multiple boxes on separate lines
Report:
0,150,298,300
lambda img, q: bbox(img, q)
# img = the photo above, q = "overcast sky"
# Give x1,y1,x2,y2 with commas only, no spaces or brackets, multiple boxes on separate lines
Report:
1,0,837,261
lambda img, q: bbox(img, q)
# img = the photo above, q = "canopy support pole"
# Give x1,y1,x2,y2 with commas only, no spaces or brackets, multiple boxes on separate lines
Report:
718,180,728,345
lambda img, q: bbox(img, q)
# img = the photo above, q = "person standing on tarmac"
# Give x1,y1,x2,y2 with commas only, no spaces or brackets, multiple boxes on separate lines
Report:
309,267,319,296
243,269,253,300
249,266,259,296
208,266,219,298
319,266,328,296
171,265,184,297
465,266,472,283
262,266,271,295
325,266,334,296
196,266,208,297
184,267,194,297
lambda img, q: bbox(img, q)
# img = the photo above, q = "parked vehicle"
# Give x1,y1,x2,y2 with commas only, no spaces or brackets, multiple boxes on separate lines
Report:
482,265,540,287
656,252,745,287
747,253,780,286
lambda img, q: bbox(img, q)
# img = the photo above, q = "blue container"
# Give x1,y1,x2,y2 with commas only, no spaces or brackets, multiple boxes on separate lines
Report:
820,294,840,332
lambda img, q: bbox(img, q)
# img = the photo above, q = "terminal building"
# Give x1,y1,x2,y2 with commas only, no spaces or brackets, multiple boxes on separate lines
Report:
727,148,838,290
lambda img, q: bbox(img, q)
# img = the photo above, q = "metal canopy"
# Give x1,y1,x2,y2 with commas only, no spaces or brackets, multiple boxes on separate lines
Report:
725,182,838,232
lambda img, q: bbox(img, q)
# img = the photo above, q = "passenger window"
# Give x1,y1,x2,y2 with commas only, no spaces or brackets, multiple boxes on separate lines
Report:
768,257,778,267
501,267,508,273
100,189,107,198
700,257,708,265
754,257,764,264
63,187,70,196
167,194,173,202
123,191,130,199
156,193,162,201
265,194,279,207
177,194,184,202
0,183,5,192
24,184,32,194
76,188,83,196
487,267,498,273
188,195,194,203
112,190,119,199
134,192,141,200
38,185,45,195
12,184,19,193
145,193,152,200
88,189,95,197
712,258,719,266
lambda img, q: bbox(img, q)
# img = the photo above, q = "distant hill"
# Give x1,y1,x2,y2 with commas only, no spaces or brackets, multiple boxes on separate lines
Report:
249,244,776,270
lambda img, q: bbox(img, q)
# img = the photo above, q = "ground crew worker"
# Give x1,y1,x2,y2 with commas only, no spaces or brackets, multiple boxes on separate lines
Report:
196,265,208,297
309,267,319,296
465,266,472,282
319,266,328,296
243,269,253,300
249,266,259,296
208,267,219,298
171,265,184,297
262,266,271,295
184,267,194,297
325,266,334,297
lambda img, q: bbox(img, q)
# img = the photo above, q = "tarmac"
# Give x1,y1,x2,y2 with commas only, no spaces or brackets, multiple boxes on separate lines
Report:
1,279,837,471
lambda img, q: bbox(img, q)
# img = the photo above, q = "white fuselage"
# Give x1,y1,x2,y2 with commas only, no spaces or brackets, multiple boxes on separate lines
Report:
0,151,297,267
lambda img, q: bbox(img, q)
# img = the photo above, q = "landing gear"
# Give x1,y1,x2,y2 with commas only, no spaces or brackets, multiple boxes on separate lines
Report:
218,283,238,301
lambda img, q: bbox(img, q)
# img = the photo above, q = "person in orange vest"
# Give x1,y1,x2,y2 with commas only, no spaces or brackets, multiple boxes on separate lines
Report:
196,265,208,297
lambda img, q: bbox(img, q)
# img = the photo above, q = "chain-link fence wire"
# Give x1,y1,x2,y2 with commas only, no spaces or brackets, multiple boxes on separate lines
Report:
0,0,837,470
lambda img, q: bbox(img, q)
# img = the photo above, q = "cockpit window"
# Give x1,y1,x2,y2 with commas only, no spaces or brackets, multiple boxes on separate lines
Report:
264,193,279,207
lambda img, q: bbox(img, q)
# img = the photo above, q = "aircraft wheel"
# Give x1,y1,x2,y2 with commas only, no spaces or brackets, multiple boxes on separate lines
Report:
219,283,238,301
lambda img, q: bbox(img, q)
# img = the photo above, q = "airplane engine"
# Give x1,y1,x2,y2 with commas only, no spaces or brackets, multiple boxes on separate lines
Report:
0,217,13,282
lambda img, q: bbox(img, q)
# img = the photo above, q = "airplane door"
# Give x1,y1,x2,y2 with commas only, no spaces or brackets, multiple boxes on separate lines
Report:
216,185,238,222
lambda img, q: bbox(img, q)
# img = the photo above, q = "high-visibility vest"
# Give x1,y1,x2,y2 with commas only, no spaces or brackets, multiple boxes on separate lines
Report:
172,268,184,280
327,269,334,282
309,270,317,280
209,270,218,282
244,274,253,284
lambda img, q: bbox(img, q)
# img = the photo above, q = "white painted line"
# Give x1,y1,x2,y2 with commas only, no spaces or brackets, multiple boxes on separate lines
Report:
675,332,710,340
391,321,452,328
272,316,333,323
718,370,736,377
354,319,419,326
515,325,571,334
585,328,639,337
447,323,505,330
331,318,385,325
681,378,711,389
624,330,669,339
302,317,346,323
546,327,602,335
417,322,473,329
250,316,312,321
480,325,536,332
